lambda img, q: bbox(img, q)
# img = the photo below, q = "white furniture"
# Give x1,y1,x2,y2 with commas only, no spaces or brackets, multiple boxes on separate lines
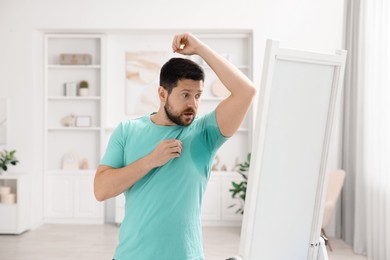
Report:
239,40,346,260
0,173,30,234
112,31,252,226
201,171,244,226
43,34,106,223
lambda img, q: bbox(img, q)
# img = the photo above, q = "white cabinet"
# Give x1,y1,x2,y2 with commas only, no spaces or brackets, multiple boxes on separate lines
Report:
201,171,244,226
0,173,30,234
74,175,103,218
44,175,73,218
44,172,102,223
201,176,222,221
43,34,105,223
115,193,125,224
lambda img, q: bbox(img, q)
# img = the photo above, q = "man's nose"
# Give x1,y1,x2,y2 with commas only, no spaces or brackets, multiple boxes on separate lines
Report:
187,97,197,107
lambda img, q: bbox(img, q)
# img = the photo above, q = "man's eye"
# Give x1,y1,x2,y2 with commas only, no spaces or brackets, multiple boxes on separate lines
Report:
195,94,201,99
182,93,189,98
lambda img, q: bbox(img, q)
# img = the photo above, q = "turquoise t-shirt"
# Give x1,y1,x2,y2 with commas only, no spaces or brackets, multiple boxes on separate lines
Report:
100,110,228,260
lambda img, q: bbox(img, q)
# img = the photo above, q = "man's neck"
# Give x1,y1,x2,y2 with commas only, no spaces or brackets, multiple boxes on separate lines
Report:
150,109,176,126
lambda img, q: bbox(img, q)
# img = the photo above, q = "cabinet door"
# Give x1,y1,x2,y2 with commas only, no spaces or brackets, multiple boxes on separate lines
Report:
44,175,73,218
201,175,221,221
115,194,125,224
74,175,103,219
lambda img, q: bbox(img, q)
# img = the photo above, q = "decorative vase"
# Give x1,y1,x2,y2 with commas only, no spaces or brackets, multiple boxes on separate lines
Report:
78,88,89,96
1,193,15,204
0,186,11,194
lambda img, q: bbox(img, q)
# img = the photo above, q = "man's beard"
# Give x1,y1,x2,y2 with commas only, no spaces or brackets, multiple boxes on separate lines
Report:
164,99,196,126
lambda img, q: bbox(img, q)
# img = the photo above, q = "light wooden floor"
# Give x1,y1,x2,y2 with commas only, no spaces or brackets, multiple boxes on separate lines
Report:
0,224,367,260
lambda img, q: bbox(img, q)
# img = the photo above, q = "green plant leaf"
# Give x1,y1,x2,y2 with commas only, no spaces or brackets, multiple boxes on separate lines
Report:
232,182,240,189
0,149,18,171
228,152,250,215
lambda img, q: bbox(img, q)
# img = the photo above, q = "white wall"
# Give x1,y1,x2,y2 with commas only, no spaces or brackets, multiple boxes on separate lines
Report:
0,0,345,230
0,0,41,228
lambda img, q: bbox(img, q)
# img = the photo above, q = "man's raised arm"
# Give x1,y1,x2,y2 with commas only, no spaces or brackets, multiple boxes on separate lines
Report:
172,32,256,137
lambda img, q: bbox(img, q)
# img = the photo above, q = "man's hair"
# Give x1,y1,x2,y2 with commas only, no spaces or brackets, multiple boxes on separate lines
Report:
159,58,205,93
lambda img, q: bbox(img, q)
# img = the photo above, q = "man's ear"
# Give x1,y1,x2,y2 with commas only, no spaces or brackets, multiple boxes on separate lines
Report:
158,86,168,102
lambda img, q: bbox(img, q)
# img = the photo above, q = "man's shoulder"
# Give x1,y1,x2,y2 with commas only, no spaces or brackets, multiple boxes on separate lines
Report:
192,110,217,127
111,115,150,138
121,115,149,127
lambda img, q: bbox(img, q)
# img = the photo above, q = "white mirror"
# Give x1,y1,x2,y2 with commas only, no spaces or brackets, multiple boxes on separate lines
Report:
238,40,347,260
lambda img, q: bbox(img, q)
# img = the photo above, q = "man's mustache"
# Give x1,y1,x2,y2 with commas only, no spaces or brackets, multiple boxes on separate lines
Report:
183,108,195,113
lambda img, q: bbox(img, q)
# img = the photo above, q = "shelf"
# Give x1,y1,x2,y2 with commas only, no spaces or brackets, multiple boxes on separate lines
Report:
48,65,101,69
202,97,224,101
104,126,248,132
196,33,251,39
44,34,105,224
0,203,17,208
48,96,101,101
202,65,249,70
48,127,100,131
105,127,115,132
210,170,238,175
0,173,27,180
46,169,96,175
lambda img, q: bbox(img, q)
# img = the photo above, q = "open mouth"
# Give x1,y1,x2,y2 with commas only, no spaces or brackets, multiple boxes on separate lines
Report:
183,109,195,117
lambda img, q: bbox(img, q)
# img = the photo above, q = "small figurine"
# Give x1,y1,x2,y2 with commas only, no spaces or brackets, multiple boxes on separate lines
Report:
62,153,79,170
80,159,89,170
62,114,76,127
231,157,240,171
212,155,220,171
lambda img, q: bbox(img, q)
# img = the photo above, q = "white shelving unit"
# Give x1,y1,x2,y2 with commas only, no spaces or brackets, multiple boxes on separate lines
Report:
43,34,106,224
0,173,30,234
113,31,253,226
201,171,244,226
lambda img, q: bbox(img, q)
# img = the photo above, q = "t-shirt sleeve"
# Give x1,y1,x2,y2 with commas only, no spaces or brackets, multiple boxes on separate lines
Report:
198,110,229,153
100,122,126,168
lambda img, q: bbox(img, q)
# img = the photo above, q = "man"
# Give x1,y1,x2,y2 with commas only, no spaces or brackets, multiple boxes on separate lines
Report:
94,32,256,260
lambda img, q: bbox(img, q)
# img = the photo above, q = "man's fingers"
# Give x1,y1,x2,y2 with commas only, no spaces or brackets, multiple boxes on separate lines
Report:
165,139,182,148
179,35,188,49
172,34,183,52
172,146,182,154
172,33,190,52
159,139,183,158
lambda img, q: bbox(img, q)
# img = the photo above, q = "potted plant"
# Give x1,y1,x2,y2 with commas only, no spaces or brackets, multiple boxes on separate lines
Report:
78,80,89,96
0,149,19,173
228,153,251,214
